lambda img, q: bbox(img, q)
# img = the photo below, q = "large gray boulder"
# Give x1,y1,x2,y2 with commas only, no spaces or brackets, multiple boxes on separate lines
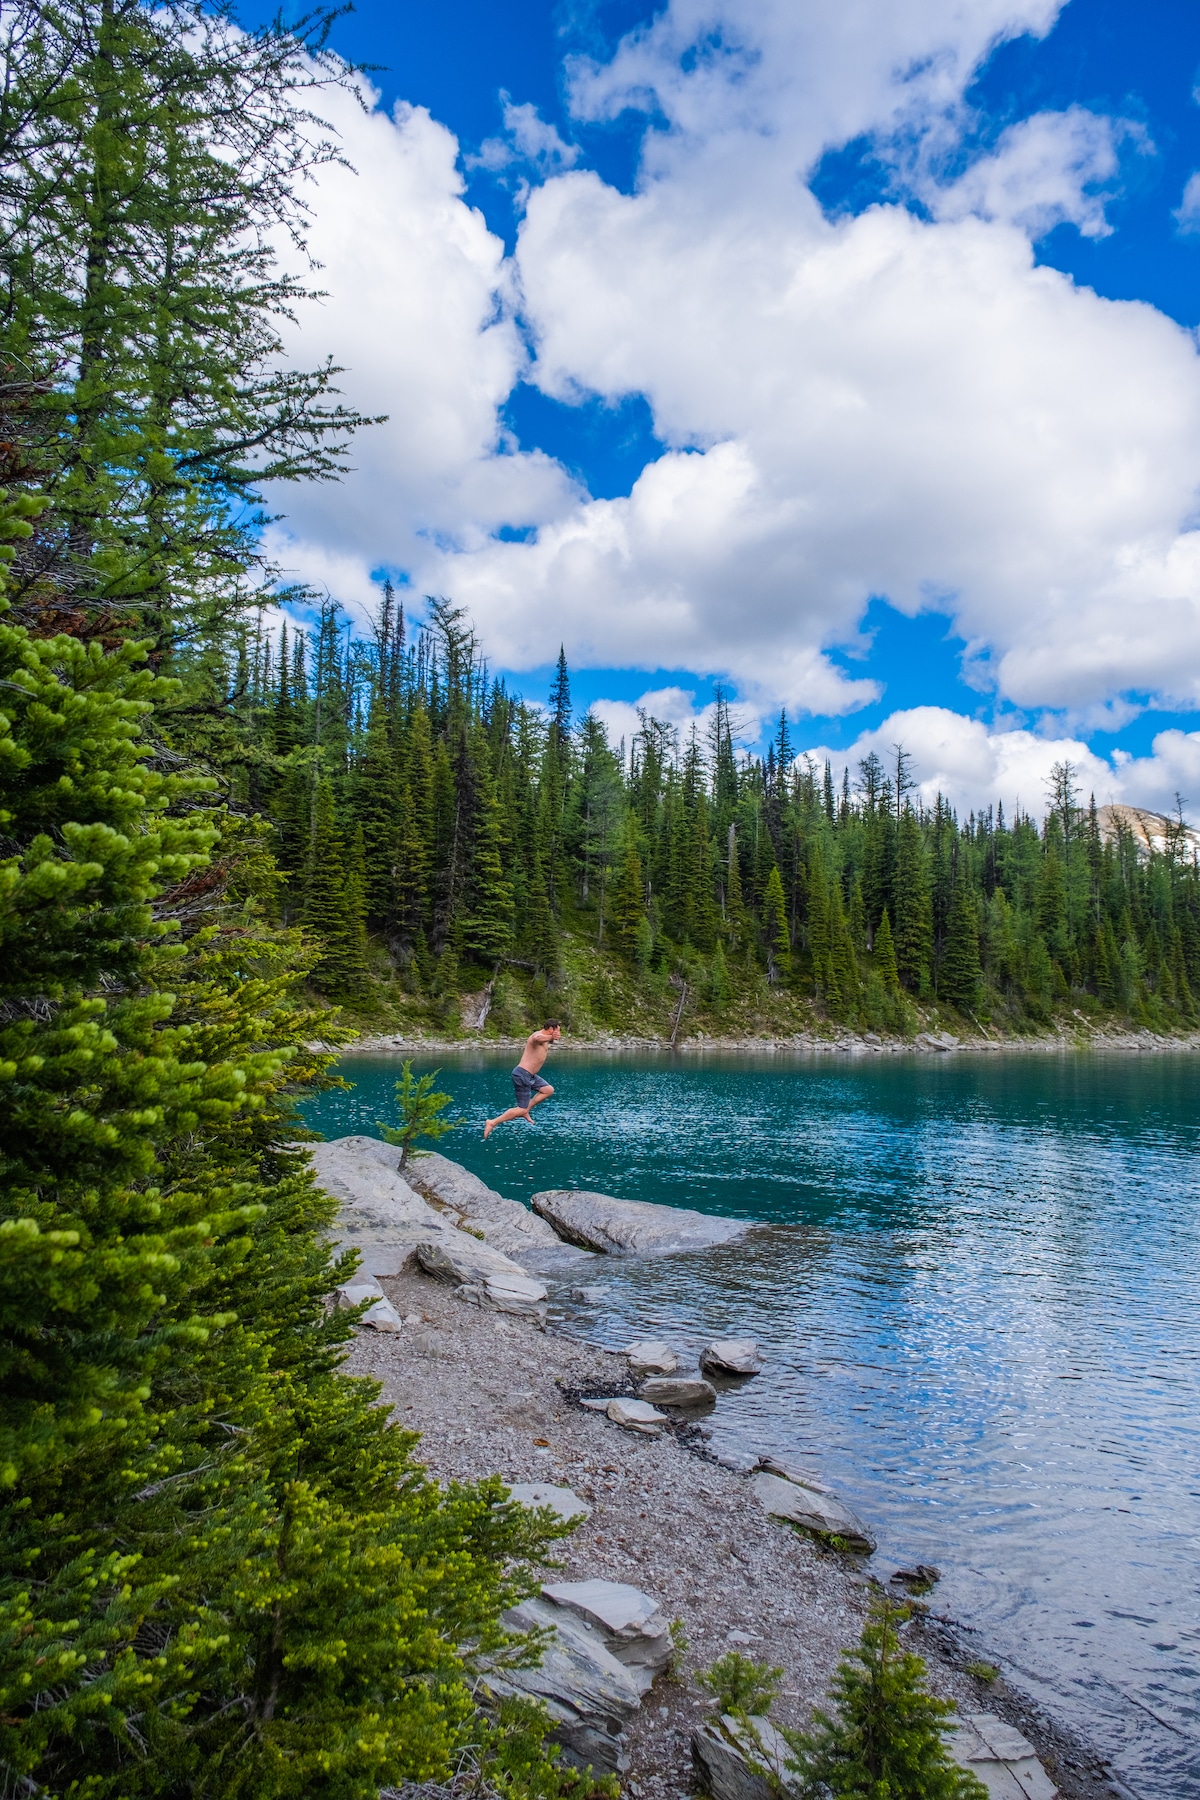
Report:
751,1460,876,1554
531,1189,749,1256
541,1579,672,1693
456,1269,549,1320
485,1596,643,1774
406,1151,561,1255
692,1714,799,1800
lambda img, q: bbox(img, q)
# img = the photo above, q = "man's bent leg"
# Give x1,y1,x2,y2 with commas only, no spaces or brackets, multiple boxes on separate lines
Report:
526,1083,555,1113
484,1105,531,1139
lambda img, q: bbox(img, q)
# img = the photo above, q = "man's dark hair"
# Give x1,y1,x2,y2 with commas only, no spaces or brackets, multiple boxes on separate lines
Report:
542,1019,561,1030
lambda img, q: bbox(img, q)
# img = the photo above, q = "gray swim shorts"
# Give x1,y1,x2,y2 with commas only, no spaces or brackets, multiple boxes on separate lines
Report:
512,1065,549,1107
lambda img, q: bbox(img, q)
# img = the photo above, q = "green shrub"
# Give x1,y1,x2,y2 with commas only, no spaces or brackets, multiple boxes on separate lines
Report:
697,1650,784,1718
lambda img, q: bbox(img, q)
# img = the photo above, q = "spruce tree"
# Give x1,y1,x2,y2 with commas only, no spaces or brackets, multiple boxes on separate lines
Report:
786,1598,987,1799
893,810,934,994
762,864,791,978
304,776,371,998
0,506,565,1795
939,876,982,1010
610,823,648,958
875,906,900,992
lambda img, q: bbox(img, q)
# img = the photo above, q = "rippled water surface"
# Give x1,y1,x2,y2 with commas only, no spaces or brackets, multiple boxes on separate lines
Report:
304,1049,1200,1799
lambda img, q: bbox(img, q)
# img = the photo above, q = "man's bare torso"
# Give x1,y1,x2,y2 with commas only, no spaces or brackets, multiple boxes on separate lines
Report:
518,1029,555,1074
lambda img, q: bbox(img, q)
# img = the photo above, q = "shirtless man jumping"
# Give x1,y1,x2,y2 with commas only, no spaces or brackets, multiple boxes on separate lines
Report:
483,1020,562,1139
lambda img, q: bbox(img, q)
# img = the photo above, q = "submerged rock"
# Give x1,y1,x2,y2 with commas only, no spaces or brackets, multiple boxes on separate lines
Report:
947,1714,1059,1799
638,1375,717,1408
751,1461,876,1554
700,1339,763,1377
627,1339,679,1375
486,1595,643,1774
531,1188,749,1256
692,1714,799,1800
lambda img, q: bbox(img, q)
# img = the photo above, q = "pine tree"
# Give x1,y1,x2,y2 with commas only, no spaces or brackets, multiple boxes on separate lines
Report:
939,876,982,1010
460,731,515,966
353,692,402,923
786,1598,987,1799
610,823,648,958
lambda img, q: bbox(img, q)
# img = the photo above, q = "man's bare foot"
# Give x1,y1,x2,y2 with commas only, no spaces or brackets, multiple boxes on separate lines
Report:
483,1118,497,1140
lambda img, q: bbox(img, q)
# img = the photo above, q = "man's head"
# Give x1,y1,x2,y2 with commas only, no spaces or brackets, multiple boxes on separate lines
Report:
541,1019,562,1038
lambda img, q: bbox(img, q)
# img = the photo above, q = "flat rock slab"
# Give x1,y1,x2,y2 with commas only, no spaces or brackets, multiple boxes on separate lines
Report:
949,1714,1058,1800
627,1339,679,1375
700,1338,764,1377
692,1714,799,1800
607,1397,668,1435
407,1151,561,1255
542,1578,671,1689
639,1376,716,1408
506,1483,591,1522
750,1469,876,1554
488,1596,642,1774
531,1188,750,1256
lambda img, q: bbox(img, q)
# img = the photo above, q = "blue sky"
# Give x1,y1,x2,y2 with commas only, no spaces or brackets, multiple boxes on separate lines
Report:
246,0,1200,813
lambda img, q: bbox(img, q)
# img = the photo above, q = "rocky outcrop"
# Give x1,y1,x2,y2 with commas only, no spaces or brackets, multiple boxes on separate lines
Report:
531,1188,749,1256
312,1135,452,1277
692,1714,798,1800
751,1460,876,1554
948,1714,1059,1799
639,1375,716,1408
700,1339,763,1377
486,1596,643,1774
406,1151,561,1256
541,1579,672,1692
414,1236,548,1319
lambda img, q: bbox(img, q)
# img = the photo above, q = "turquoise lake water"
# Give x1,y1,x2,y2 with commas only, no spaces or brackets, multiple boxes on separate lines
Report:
302,1049,1200,1800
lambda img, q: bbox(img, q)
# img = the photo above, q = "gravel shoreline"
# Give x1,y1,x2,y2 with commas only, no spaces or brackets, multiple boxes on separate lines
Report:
350,1269,1125,1800
336,1027,1200,1058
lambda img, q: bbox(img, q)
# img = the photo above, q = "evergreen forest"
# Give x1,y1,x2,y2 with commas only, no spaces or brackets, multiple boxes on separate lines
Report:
0,0,1197,1794
229,597,1200,1042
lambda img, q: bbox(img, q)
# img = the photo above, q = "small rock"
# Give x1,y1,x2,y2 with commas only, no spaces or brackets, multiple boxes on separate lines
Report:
627,1339,679,1376
335,1274,385,1304
361,1296,403,1332
692,1715,799,1800
569,1285,608,1303
700,1339,763,1377
580,1397,614,1411
725,1630,754,1645
892,1563,941,1592
456,1270,549,1320
606,1397,668,1435
639,1376,716,1408
506,1483,590,1522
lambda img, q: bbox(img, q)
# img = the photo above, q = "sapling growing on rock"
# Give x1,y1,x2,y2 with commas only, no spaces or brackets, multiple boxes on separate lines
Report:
784,1596,987,1798
378,1060,461,1166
